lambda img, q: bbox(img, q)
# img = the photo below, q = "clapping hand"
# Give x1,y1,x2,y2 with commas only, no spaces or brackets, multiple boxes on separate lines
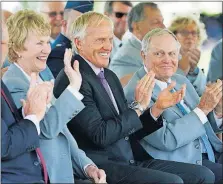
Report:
135,71,155,111
151,81,186,118
64,48,82,90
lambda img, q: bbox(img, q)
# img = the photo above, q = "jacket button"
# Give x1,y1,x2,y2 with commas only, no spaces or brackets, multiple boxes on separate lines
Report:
34,161,39,166
195,144,200,149
196,160,201,165
129,160,135,164
125,136,129,141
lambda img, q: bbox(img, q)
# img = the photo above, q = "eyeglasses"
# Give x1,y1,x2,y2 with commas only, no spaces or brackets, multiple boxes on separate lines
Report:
177,30,198,37
113,12,128,19
43,11,64,18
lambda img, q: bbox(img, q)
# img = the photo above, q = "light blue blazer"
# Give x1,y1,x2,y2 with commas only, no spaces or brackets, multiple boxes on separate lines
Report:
176,68,206,96
3,64,94,183
124,67,222,165
109,33,143,79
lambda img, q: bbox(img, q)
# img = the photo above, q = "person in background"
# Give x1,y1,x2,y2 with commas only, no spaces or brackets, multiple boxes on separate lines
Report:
169,16,207,96
54,11,215,184
47,0,94,78
109,2,165,86
39,1,65,45
3,10,106,183
207,39,222,83
104,1,133,60
124,28,222,183
1,12,51,184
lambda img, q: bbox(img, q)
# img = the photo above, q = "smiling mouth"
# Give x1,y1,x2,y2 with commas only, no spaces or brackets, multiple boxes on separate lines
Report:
37,56,48,62
99,52,110,58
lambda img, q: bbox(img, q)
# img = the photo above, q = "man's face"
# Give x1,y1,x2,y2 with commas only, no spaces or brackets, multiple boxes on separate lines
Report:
1,20,9,67
137,7,165,40
41,2,65,39
143,33,179,81
77,20,113,68
107,2,132,39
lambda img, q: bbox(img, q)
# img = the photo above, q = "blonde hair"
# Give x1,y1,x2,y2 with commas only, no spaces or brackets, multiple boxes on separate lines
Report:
70,11,113,52
142,28,181,54
168,16,207,45
7,9,51,62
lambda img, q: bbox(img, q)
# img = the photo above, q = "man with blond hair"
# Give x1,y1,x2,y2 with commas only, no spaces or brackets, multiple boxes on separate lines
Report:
54,12,215,184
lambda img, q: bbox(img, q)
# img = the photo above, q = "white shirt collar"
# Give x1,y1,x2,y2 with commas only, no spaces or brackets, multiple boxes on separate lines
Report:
80,55,103,75
143,65,171,90
14,63,42,82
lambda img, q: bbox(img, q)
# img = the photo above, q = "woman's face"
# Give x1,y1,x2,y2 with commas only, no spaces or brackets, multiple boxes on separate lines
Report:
176,23,199,52
18,31,51,74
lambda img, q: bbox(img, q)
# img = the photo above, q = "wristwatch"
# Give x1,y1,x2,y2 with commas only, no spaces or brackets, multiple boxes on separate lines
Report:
129,101,145,114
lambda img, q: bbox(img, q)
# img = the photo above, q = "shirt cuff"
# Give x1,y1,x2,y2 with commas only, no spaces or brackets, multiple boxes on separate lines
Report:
67,85,84,100
193,107,208,125
150,108,158,121
213,111,223,128
24,115,40,135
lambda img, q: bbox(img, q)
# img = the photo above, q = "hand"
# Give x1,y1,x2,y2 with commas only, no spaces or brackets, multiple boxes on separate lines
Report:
135,71,155,111
151,81,186,118
198,79,222,115
64,48,82,91
21,73,54,121
214,97,222,118
188,48,201,72
179,48,200,74
85,165,107,183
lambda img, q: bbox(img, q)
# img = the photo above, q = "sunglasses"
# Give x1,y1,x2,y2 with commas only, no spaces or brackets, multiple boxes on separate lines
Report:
177,30,198,37
113,12,128,18
43,11,64,18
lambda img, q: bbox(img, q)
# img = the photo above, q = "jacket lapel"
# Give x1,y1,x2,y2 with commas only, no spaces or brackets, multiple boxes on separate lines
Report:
77,55,119,115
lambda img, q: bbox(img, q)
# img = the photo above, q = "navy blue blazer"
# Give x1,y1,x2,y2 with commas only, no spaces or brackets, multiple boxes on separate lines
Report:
47,33,72,78
1,81,44,183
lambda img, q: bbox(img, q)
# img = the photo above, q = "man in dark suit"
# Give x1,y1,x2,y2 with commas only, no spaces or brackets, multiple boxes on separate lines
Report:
54,12,215,183
47,1,94,78
1,18,52,183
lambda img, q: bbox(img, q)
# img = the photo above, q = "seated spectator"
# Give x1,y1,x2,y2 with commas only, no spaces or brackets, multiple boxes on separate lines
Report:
124,28,223,183
104,1,133,60
207,39,222,83
39,1,65,45
169,16,207,96
1,13,50,184
47,0,94,78
3,10,106,183
54,11,215,184
109,2,165,86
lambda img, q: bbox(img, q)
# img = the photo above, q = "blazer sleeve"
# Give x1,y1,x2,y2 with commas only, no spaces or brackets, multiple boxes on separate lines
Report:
64,127,95,179
207,111,223,133
143,109,207,151
1,118,39,160
72,78,143,149
187,67,206,96
5,78,85,139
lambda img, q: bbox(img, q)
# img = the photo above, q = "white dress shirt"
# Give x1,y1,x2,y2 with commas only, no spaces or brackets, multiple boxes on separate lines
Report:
83,56,120,114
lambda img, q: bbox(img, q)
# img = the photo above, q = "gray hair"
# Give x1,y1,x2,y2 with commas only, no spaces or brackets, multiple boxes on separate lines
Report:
104,1,133,14
141,28,181,55
70,11,113,53
128,2,158,32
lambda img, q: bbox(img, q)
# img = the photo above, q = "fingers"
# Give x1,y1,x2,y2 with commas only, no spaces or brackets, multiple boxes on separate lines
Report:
20,99,26,108
29,72,38,90
64,48,73,68
72,60,79,72
210,80,222,95
98,169,106,183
